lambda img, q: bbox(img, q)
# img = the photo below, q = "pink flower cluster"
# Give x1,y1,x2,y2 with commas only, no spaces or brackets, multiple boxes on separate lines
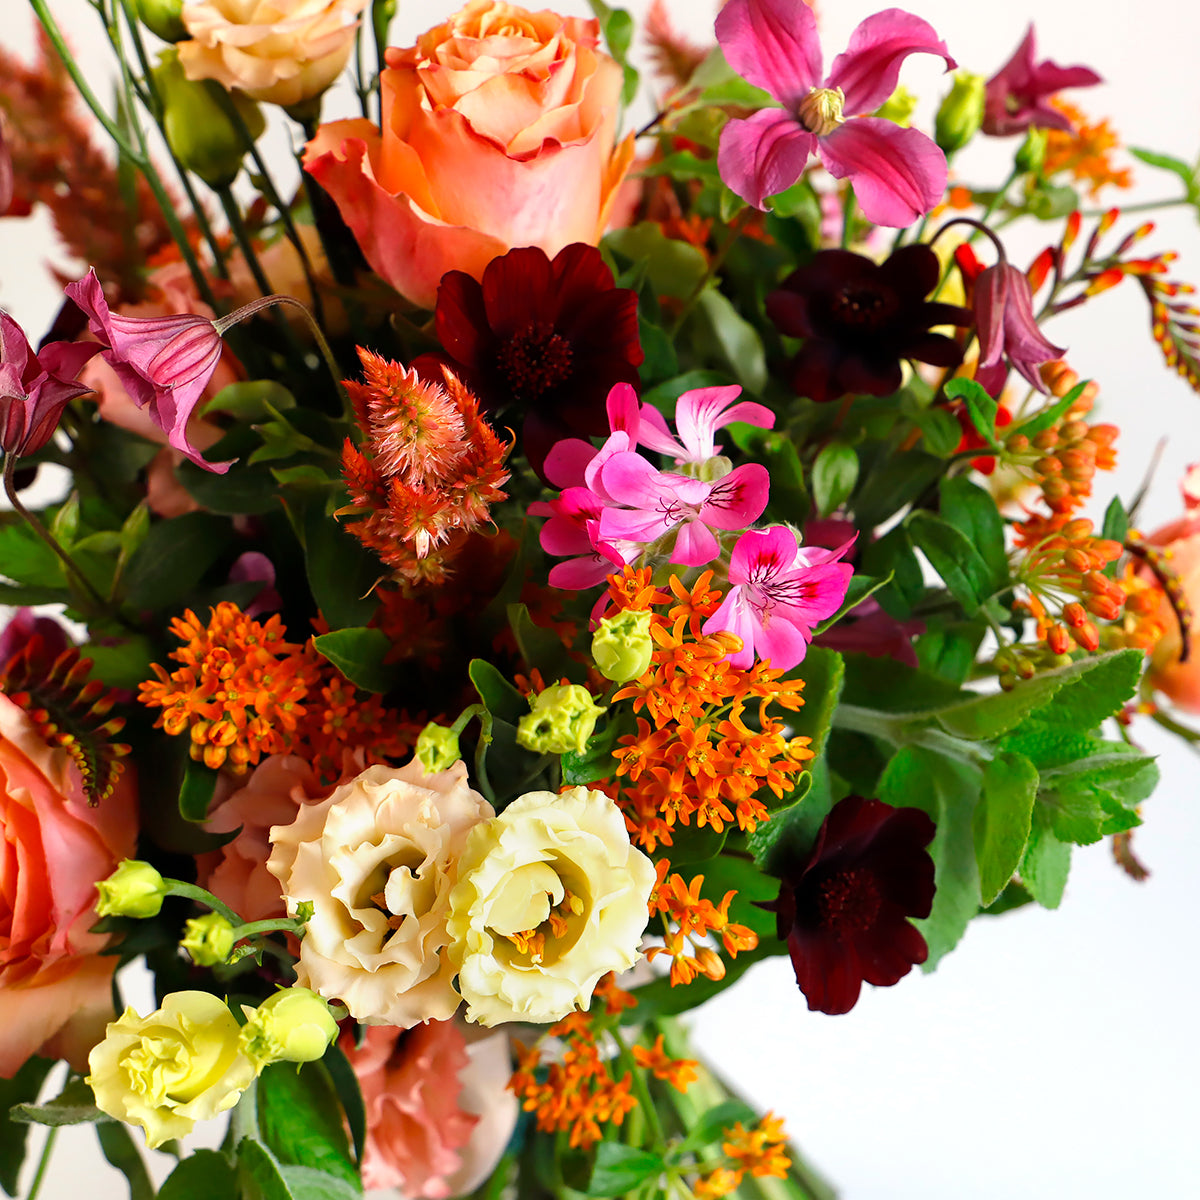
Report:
534,382,853,672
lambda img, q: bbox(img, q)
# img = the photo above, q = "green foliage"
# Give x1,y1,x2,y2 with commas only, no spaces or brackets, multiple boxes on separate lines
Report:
95,1120,155,1200
121,511,232,613
0,1057,53,1196
178,756,220,822
944,377,999,449
939,476,1010,597
311,628,397,694
158,1150,240,1200
693,288,767,393
906,511,995,614
583,1143,665,1197
8,1076,105,1127
811,442,858,518
975,752,1040,905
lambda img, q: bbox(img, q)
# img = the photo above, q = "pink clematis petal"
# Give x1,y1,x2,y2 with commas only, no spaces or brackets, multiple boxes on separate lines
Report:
718,110,817,210
818,118,947,228
975,262,1064,394
714,0,822,108
827,9,956,117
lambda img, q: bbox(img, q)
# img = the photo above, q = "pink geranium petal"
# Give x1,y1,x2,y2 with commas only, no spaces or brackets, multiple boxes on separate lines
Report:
699,463,771,529
714,0,822,107
718,110,817,210
670,518,721,568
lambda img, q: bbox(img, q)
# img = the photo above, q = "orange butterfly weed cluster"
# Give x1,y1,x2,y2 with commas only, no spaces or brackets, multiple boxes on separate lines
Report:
606,568,811,853
693,1112,792,1198
340,350,511,585
139,602,414,775
1043,100,1133,197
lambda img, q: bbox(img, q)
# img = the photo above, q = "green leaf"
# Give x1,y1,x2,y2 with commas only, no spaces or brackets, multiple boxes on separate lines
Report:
311,628,396,694
944,377,999,447
694,850,782,939
9,1076,106,1127
860,526,924,617
939,476,1009,596
204,380,296,419
278,1167,360,1200
840,652,965,714
159,1150,239,1200
626,944,775,1021
1029,183,1080,220
746,771,816,875
851,449,942,530
179,756,220,822
811,442,859,518
914,620,987,686
0,1057,53,1196
813,572,893,635
122,511,231,612
583,1143,665,1197
1128,147,1199,198
1024,647,1142,731
1019,817,1071,908
1013,383,1086,438
605,223,707,299
321,1044,365,1168
694,288,767,394
83,635,160,691
257,1062,359,1191
975,752,1040,905
1101,495,1129,546
0,520,65,588
468,658,528,724
507,603,579,682
674,1100,758,1156
178,459,282,516
237,1137,292,1200
878,747,982,968
95,1121,155,1200
1037,784,1109,845
906,511,993,613
790,647,844,760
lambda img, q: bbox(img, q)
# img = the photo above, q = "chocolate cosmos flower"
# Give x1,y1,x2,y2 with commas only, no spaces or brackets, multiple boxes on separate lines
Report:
766,245,972,404
432,243,643,476
765,795,936,1014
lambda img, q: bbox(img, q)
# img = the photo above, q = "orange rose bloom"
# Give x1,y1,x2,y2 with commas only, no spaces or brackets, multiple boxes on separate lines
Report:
303,0,635,308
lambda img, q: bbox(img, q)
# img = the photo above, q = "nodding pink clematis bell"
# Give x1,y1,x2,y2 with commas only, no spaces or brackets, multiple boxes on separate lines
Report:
715,0,956,226
974,260,1065,396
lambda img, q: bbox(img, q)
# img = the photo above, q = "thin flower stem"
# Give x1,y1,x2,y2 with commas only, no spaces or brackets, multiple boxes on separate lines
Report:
1079,197,1191,217
840,187,857,249
163,880,242,925
216,187,273,298
24,1126,58,1200
607,1023,667,1150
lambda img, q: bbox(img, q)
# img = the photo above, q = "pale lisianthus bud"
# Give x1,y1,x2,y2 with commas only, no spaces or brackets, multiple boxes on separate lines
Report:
96,859,168,919
239,987,339,1069
935,71,987,154
592,610,654,683
516,684,606,755
181,912,236,966
415,722,462,773
875,85,918,128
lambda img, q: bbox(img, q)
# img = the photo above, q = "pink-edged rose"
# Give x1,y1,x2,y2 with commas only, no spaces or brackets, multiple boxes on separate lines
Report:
342,1020,517,1198
0,694,138,1077
303,0,635,309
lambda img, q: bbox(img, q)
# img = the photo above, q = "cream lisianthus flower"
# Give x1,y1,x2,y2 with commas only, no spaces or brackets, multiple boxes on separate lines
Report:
447,786,655,1027
267,759,493,1028
87,991,256,1149
178,0,369,109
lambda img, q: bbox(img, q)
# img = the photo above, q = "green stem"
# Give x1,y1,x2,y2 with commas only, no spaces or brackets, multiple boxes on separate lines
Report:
840,187,856,249
217,187,273,298
669,207,753,336
608,1024,667,1151
832,703,994,766
24,1127,57,1200
163,879,242,925
1149,707,1200,750
1079,197,1191,217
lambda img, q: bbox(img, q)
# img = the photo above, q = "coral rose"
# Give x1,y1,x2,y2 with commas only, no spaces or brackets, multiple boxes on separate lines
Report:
179,0,370,109
447,785,655,1027
0,693,138,1077
342,1020,517,1198
303,0,636,308
266,758,493,1027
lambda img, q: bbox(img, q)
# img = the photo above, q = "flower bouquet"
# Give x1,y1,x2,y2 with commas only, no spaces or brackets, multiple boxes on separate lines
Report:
1,0,1197,1196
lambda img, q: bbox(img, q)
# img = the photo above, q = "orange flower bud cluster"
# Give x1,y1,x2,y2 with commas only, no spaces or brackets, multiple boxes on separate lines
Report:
694,1112,792,1196
1042,101,1133,198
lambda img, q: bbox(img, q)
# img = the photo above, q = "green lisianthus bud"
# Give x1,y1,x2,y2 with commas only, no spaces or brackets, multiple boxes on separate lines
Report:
516,684,606,755
875,84,918,128
1015,127,1048,175
96,860,169,919
136,0,187,43
592,610,654,683
239,988,339,1070
935,72,986,154
181,913,236,966
152,49,265,189
415,722,462,773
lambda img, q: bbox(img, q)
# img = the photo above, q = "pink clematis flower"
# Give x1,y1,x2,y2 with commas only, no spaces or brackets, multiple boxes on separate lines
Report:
597,452,770,568
64,269,232,473
0,312,100,457
703,526,854,671
715,0,955,226
983,25,1101,137
974,261,1065,396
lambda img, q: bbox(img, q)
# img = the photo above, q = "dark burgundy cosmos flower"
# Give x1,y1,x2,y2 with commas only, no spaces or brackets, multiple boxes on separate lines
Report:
431,243,643,476
983,25,1101,138
766,245,972,404
764,795,936,1014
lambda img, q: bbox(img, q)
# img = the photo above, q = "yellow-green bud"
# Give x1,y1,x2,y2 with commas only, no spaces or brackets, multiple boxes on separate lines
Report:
875,85,918,128
181,913,236,966
152,49,265,189
516,684,606,755
415,722,462,773
935,72,986,154
592,610,654,683
96,860,169,919
136,0,187,42
1015,127,1048,175
239,988,339,1070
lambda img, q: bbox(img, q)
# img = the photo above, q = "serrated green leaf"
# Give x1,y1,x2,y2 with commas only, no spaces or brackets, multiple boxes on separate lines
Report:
746,771,815,875
1025,647,1142,731
1038,785,1108,845
1019,817,1071,908
975,752,1039,905
311,628,396,694
694,851,781,939
811,442,859,518
0,1057,53,1196
257,1062,359,1192
9,1077,106,1127
939,476,1009,596
583,1143,665,1197
878,747,982,968
159,1150,239,1200
906,511,992,613
914,620,987,685
790,647,844,759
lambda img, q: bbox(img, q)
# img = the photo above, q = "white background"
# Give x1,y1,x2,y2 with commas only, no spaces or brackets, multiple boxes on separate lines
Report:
3,1,1200,1197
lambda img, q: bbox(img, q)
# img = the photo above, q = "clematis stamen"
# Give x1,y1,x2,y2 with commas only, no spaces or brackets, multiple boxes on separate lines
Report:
797,87,846,137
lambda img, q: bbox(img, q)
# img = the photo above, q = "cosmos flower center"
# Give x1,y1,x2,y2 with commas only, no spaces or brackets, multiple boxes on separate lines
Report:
797,87,846,137
830,283,899,330
816,866,882,936
495,321,574,400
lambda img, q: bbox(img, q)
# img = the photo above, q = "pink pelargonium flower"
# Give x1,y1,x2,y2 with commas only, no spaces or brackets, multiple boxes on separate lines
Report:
983,26,1101,137
64,269,233,473
0,313,100,457
596,453,770,568
704,526,854,671
635,383,775,466
715,0,955,226
531,486,637,590
974,261,1065,396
